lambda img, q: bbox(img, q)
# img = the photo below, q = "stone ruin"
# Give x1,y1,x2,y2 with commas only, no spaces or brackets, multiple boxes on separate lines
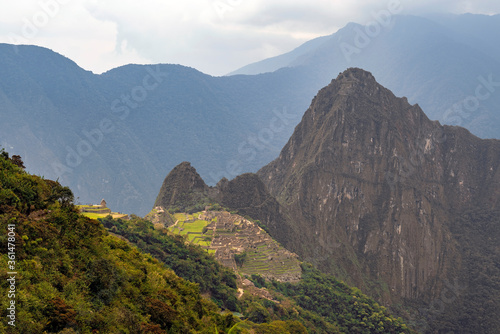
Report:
203,211,301,282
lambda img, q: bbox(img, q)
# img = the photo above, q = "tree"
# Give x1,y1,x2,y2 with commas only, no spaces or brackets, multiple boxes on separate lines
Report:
11,155,26,169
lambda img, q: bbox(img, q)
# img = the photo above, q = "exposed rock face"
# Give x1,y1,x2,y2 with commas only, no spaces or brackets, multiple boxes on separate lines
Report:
213,173,300,246
154,162,210,212
258,68,500,329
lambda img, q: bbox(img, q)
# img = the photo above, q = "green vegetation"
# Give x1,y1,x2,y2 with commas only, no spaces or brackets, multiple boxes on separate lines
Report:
234,252,248,267
168,213,213,248
100,215,240,311
98,216,345,332
272,263,413,333
101,214,415,333
0,151,232,333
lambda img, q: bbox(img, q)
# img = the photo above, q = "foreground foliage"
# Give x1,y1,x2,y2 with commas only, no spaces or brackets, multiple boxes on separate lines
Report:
271,264,413,333
100,215,240,311
0,151,305,333
103,214,415,333
0,151,415,333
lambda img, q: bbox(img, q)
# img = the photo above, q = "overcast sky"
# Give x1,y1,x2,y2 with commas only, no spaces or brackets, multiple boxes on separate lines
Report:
1,0,499,76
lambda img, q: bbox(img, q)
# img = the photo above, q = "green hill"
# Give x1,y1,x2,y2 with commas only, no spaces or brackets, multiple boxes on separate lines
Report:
102,212,414,333
0,149,236,333
0,150,414,333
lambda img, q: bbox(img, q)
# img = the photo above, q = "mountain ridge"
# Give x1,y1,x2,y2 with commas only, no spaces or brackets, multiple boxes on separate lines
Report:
229,14,500,140
0,44,317,215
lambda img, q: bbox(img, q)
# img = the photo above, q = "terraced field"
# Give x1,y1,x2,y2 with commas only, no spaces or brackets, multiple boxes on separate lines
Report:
169,212,211,243
165,210,302,282
77,205,128,220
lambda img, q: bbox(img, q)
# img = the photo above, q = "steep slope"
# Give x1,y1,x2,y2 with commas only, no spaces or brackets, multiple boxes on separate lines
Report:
257,68,500,333
230,14,500,140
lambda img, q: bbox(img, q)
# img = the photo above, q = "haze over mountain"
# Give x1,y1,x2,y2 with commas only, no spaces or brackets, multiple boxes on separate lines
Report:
257,68,500,333
1,13,499,216
230,14,500,140
0,44,318,215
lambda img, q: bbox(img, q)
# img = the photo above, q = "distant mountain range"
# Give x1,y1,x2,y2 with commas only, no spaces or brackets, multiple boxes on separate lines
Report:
0,45,318,215
231,14,500,139
1,14,498,215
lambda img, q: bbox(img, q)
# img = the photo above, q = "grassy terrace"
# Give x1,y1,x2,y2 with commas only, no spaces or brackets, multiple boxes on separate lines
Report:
77,205,128,220
169,212,212,246
165,211,302,281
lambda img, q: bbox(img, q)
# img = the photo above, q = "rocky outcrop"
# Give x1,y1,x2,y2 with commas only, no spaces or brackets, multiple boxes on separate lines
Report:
154,162,210,212
257,68,500,331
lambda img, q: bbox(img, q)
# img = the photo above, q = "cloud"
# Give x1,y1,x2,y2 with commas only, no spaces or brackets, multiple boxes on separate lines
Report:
0,0,499,75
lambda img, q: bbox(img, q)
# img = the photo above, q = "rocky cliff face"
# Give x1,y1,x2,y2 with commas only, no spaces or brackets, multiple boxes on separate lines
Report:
154,161,210,212
258,68,500,330
213,174,299,244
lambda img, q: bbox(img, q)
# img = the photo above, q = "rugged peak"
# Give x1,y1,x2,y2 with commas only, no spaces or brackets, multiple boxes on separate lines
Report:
327,68,380,96
334,67,377,86
154,161,209,212
262,68,432,177
310,67,413,121
163,161,206,189
258,68,500,331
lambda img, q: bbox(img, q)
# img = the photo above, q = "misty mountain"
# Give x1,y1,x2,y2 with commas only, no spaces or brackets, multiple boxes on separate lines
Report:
0,44,319,215
230,14,500,139
1,14,499,216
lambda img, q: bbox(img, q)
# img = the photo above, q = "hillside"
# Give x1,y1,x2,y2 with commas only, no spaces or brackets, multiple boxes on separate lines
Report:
0,150,236,333
257,68,500,333
0,149,415,333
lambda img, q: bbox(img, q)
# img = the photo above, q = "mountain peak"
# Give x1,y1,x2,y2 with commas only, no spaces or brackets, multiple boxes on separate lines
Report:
335,67,377,84
154,161,209,212
322,67,402,102
327,68,384,99
302,68,417,134
258,66,500,328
